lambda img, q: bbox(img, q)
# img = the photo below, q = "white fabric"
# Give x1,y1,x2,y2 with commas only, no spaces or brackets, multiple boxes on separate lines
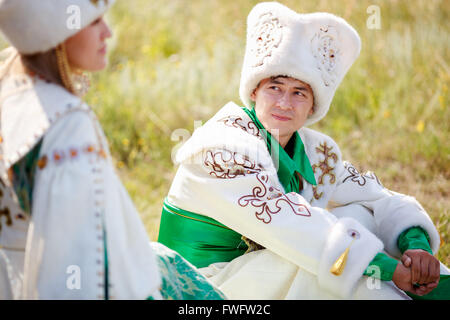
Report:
0,76,161,299
199,249,411,300
0,0,114,54
168,101,442,299
239,2,361,126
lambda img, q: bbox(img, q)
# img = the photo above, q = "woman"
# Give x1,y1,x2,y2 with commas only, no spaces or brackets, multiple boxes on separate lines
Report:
158,2,450,299
0,0,224,300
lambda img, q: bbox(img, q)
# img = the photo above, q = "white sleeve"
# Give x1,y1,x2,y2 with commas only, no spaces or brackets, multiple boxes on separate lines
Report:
329,160,440,258
22,110,110,299
168,148,384,298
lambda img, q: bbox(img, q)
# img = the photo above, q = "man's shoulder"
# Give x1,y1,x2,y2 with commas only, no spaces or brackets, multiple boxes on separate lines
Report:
299,127,342,157
205,102,265,141
175,102,270,166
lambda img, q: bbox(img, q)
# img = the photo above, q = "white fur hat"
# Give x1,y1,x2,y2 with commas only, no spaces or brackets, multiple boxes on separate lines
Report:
239,2,361,126
0,0,114,55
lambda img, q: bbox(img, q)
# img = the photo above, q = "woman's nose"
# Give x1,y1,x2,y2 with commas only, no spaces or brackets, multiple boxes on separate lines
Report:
101,20,113,39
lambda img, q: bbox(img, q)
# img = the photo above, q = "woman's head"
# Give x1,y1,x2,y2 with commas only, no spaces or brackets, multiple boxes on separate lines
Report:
0,0,114,94
65,16,112,72
17,16,112,96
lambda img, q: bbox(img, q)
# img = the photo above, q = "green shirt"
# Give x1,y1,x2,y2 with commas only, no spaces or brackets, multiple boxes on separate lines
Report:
242,106,317,191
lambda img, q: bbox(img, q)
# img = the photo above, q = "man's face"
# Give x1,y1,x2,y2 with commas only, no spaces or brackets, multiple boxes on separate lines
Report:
250,76,314,145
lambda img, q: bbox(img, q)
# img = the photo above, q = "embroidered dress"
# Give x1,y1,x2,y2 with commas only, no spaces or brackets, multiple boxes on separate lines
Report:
159,101,449,300
0,72,223,300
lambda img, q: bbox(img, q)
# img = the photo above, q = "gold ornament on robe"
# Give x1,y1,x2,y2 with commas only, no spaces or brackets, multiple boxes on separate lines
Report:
330,229,360,276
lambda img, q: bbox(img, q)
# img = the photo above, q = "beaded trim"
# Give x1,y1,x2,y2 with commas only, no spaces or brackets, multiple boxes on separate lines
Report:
0,101,89,181
36,144,107,170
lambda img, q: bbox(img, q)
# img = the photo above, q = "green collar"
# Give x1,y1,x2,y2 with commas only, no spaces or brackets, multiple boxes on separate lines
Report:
242,106,317,193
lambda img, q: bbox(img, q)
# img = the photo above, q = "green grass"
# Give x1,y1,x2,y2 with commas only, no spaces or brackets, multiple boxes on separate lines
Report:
1,0,449,265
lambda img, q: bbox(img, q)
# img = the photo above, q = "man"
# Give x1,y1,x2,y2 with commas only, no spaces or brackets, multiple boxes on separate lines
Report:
158,2,449,299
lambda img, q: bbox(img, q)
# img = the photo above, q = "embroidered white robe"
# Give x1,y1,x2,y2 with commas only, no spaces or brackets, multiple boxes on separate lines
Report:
167,101,444,299
0,74,162,299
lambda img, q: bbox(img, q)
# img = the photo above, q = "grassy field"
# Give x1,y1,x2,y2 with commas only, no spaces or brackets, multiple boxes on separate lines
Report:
1,0,449,265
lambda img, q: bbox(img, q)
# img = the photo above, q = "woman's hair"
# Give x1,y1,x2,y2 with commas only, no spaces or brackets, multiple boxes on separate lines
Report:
0,47,64,87
20,49,64,86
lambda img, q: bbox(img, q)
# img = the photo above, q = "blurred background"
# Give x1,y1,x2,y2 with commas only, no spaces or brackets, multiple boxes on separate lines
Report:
1,0,449,264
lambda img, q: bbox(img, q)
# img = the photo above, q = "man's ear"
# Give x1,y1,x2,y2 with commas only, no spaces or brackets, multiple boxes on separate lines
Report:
308,105,315,116
250,89,257,102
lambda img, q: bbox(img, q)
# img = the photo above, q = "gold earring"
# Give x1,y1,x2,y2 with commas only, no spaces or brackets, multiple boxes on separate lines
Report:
55,44,90,97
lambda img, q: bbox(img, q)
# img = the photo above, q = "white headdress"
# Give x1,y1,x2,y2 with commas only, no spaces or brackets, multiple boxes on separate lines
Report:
239,2,361,126
0,0,114,54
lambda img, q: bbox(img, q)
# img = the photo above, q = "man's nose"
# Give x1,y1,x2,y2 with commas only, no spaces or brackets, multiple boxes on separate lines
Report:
277,92,292,110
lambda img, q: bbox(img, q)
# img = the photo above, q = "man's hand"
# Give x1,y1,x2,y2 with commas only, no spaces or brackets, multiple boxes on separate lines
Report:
399,249,440,296
392,262,416,293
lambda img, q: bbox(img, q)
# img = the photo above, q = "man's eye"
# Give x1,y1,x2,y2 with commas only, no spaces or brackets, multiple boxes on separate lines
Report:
92,18,101,25
269,86,280,91
295,91,305,97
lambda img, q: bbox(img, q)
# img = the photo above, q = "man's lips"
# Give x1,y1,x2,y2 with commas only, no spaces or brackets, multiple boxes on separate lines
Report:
99,45,107,54
271,113,292,121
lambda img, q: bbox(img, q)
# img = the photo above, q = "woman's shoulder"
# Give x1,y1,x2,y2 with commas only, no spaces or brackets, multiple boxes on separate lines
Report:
1,75,91,169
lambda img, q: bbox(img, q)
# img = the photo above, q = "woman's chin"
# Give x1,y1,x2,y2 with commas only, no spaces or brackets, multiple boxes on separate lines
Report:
84,60,108,72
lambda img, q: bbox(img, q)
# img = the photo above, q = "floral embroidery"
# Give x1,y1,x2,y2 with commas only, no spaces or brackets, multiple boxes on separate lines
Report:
238,172,311,224
37,156,48,169
342,162,383,187
312,186,323,201
312,142,337,185
249,12,283,67
217,116,263,140
0,206,12,232
311,142,337,201
204,149,262,179
311,25,340,87
0,183,13,232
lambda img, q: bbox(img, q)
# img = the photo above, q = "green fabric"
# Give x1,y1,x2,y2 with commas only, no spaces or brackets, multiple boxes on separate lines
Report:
150,242,226,300
103,225,109,300
363,252,399,281
242,106,317,192
363,227,433,282
11,139,43,215
158,199,248,268
406,275,450,300
398,226,433,255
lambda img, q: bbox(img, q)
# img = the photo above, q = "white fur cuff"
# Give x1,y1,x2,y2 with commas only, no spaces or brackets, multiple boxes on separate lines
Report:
318,217,383,298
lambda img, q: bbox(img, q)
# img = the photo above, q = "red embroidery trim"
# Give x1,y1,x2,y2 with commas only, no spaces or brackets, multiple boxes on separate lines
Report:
217,116,263,140
311,142,338,201
38,144,106,169
204,149,262,179
311,142,337,185
342,162,382,187
238,172,311,224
